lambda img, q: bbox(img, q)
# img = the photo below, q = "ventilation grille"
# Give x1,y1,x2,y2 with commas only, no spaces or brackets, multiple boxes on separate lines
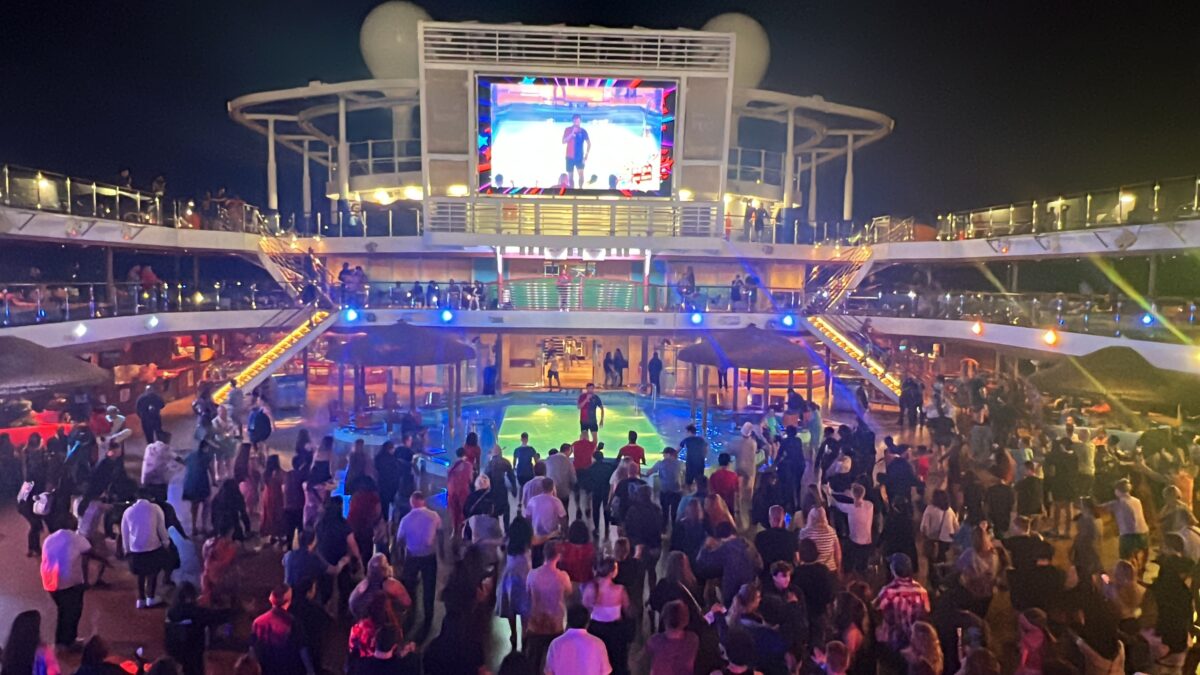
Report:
421,22,733,72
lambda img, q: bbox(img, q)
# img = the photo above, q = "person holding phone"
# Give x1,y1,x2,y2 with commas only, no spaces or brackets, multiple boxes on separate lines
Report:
577,383,604,443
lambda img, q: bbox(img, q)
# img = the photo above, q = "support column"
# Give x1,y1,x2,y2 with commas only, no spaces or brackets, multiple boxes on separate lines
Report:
783,108,796,207
640,335,649,386
301,140,313,232
763,370,771,412
643,250,652,308
337,97,351,202
266,118,278,212
701,367,711,435
689,364,698,421
807,152,819,224
192,255,200,289
494,335,505,392
729,365,739,413
105,247,116,305
495,248,504,301
842,135,855,222
805,365,814,403
1010,262,1020,293
302,348,310,394
787,370,795,393
409,366,417,412
338,363,346,416
455,360,464,443
823,346,832,411
1148,255,1158,297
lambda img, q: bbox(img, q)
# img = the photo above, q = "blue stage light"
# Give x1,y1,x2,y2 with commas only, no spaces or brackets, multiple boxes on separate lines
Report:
440,309,455,323
689,312,703,325
342,308,359,322
1141,313,1154,326
781,314,796,328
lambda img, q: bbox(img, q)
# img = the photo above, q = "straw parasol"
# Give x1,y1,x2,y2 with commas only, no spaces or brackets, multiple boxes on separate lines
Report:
677,325,815,371
334,322,477,420
0,336,110,397
1030,346,1200,414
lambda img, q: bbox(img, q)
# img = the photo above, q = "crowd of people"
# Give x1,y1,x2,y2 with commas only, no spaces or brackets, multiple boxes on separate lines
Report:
4,368,1200,675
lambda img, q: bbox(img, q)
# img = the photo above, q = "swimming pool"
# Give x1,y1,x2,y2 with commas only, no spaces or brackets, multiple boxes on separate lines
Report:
496,401,669,463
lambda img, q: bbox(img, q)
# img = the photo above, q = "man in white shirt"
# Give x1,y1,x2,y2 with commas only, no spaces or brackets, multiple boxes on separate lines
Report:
526,541,573,636
121,490,170,608
545,604,612,675
140,440,179,502
41,526,91,647
543,448,576,510
832,483,875,575
527,477,567,540
396,491,442,635
1102,478,1150,568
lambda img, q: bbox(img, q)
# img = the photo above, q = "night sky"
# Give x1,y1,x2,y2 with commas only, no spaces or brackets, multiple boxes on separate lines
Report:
3,1,1198,222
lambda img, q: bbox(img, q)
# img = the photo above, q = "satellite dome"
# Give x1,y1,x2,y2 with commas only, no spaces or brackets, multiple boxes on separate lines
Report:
702,13,770,88
360,2,432,79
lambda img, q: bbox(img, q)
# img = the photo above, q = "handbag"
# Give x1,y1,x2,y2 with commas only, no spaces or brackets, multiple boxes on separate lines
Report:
32,491,53,517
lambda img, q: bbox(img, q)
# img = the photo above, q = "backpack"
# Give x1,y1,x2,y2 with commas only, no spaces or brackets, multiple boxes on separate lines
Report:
248,408,272,442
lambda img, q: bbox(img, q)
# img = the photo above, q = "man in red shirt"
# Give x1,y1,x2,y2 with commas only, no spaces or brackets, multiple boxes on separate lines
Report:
576,383,604,443
617,430,646,466
708,452,739,516
570,431,597,521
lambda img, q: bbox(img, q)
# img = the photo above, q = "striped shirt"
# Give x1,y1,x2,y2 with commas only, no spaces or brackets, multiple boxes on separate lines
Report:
798,525,840,572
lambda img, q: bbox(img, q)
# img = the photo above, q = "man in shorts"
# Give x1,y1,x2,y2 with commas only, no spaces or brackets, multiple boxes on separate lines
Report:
561,114,590,189
577,383,604,443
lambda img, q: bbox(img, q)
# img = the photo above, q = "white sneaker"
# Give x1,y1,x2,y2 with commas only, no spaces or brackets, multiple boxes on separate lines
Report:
146,597,161,608
136,599,145,609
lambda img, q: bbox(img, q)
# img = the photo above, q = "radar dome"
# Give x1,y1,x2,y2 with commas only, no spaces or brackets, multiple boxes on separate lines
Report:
360,2,431,79
702,13,770,88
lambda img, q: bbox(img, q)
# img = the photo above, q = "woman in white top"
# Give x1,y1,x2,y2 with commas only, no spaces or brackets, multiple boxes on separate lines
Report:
582,557,633,675
919,488,959,567
211,404,240,481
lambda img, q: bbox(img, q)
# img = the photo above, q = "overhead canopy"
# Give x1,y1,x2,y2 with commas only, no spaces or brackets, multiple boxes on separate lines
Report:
1030,346,1200,414
335,322,476,366
677,325,815,371
0,336,110,397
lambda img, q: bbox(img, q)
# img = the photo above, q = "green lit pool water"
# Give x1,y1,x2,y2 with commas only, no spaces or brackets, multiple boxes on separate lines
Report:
495,402,669,464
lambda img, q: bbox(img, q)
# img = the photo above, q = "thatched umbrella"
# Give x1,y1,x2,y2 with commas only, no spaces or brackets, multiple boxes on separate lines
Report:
335,323,477,436
0,336,110,397
678,325,817,429
1030,346,1200,417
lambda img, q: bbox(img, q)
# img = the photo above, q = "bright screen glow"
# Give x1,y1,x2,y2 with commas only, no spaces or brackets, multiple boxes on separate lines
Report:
477,76,677,196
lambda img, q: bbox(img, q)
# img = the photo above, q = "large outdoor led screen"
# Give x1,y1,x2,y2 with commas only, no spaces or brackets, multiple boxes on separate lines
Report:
477,76,677,196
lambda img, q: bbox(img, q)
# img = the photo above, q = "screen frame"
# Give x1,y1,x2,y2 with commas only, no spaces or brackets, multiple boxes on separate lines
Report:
475,74,678,198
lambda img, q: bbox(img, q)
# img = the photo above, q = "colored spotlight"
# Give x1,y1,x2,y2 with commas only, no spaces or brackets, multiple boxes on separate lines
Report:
1042,329,1059,346
342,308,359,322
1140,313,1154,326
781,314,796,328
146,315,160,329
72,323,88,338
970,320,983,335
440,309,455,323
689,312,703,325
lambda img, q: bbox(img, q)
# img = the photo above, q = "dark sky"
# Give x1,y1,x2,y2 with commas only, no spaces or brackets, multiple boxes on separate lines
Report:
3,1,1199,222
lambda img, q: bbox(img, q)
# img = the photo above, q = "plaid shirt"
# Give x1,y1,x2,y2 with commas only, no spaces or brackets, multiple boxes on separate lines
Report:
875,577,930,647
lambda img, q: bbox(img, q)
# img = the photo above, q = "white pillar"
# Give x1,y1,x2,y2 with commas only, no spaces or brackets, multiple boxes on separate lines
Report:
266,118,278,211
807,152,818,223
337,97,351,201
783,108,796,207
301,140,312,226
842,135,855,222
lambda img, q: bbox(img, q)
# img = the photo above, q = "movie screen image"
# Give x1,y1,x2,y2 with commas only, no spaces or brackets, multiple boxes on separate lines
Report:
477,76,677,196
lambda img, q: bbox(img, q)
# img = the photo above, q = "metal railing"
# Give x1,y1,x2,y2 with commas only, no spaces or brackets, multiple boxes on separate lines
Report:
0,281,291,327
0,164,276,234
345,140,422,177
727,147,785,188
333,277,811,314
843,290,1200,344
932,175,1200,241
424,198,722,237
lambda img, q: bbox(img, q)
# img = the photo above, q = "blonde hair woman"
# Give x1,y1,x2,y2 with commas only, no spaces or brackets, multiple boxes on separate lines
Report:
902,620,944,675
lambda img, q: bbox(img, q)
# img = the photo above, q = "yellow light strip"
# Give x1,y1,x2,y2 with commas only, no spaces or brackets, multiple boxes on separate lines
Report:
213,310,329,405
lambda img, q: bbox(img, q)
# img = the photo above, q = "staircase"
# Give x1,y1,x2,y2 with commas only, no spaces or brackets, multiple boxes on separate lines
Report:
805,244,874,313
214,233,340,405
803,314,902,402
